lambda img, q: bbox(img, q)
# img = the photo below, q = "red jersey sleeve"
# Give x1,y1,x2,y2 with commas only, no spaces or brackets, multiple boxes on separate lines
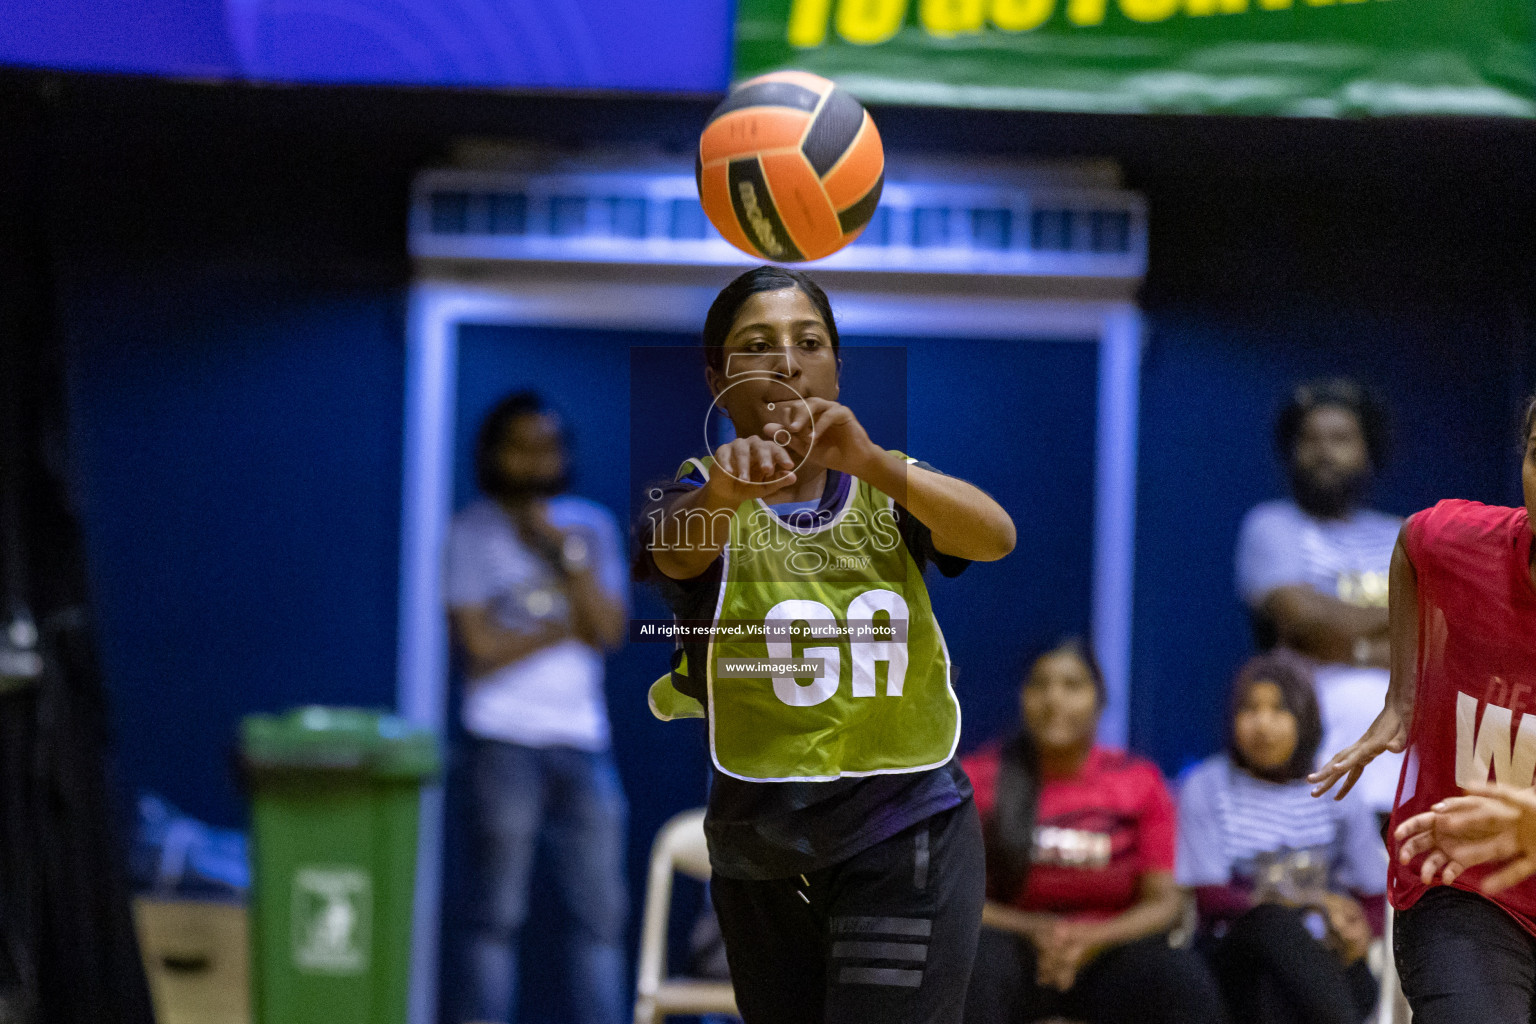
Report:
1134,760,1177,874
1403,504,1434,568
1406,498,1506,578
963,745,1001,819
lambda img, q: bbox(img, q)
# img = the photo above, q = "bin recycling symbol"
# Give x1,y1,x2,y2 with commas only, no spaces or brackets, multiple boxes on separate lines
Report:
292,866,372,974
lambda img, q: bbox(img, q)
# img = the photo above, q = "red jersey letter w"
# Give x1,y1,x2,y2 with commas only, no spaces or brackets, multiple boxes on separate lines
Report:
1456,692,1536,789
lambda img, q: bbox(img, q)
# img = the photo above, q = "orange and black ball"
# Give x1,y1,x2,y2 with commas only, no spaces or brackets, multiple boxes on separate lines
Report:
698,71,884,263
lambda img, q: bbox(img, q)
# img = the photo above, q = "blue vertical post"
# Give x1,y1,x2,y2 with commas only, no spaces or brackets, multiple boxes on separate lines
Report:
397,285,458,1024
1092,305,1142,749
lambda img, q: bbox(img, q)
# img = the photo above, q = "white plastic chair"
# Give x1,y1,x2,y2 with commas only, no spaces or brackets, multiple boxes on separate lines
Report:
633,808,740,1024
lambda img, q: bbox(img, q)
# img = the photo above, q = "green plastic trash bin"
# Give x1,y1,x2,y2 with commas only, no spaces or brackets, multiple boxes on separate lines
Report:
241,706,439,1024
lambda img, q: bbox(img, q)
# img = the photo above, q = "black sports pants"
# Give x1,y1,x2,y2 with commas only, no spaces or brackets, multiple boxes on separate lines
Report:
965,927,1229,1024
711,799,985,1024
1207,903,1376,1024
1395,885,1536,1023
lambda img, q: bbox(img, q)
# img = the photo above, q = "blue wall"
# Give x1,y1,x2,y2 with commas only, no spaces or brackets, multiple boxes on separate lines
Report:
1123,143,1535,774
888,334,1099,747
0,0,730,90
65,270,406,826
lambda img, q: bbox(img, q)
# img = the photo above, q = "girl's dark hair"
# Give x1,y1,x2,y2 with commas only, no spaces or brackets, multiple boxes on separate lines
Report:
1275,377,1389,472
702,266,840,372
1225,652,1323,783
1521,395,1536,446
988,638,1105,902
474,390,564,497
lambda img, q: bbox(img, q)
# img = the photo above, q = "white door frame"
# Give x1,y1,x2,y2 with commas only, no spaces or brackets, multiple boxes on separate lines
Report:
395,270,1142,1024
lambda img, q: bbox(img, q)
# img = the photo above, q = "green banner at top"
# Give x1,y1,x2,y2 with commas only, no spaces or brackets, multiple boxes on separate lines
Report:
735,0,1535,116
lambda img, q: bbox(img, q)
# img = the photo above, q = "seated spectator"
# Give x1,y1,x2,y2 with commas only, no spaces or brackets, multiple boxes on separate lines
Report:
1236,378,1402,818
963,640,1227,1024
1177,653,1385,1024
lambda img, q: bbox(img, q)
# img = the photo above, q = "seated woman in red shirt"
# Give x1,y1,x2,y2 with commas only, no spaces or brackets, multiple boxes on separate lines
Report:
962,639,1227,1024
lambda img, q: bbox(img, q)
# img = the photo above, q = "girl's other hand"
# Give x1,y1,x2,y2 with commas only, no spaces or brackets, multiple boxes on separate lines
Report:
762,397,879,478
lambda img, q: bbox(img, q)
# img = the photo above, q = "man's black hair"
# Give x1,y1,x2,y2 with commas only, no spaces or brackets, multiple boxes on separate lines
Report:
989,637,1105,902
1274,377,1389,471
1225,651,1323,784
702,266,840,372
475,390,565,497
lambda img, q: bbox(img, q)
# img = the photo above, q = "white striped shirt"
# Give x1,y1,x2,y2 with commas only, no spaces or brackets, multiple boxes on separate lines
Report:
1235,499,1399,611
1176,754,1387,895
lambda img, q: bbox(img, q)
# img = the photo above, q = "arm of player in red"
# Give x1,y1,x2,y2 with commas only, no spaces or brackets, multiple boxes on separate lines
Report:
1310,523,1416,800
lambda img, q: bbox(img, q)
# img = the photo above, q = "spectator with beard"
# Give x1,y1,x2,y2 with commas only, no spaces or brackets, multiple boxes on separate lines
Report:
445,391,630,1024
1235,379,1401,817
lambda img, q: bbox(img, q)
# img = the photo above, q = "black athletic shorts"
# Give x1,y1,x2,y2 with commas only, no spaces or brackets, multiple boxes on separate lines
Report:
710,798,985,1024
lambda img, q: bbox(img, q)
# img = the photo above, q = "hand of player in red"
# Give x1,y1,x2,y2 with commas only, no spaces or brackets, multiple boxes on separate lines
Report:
1395,783,1536,891
1309,703,1408,800
761,397,880,478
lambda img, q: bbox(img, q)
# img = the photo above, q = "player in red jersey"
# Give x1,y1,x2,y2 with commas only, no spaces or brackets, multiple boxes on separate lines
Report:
1309,397,1536,1022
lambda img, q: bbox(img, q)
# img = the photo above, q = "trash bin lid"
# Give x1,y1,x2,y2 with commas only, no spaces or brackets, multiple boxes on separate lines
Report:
240,707,439,779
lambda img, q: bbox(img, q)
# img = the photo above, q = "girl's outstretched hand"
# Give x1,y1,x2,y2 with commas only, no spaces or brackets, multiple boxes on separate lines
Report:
706,435,798,506
1309,704,1407,800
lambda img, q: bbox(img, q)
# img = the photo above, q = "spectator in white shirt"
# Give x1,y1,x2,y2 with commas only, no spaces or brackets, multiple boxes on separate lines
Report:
1234,379,1402,815
445,391,628,1024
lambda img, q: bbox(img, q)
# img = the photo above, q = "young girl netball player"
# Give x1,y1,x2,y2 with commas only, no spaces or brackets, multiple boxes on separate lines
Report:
636,266,1015,1024
1310,397,1536,1022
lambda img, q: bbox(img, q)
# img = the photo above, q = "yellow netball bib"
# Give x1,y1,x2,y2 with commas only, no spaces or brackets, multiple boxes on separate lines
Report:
672,453,960,782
